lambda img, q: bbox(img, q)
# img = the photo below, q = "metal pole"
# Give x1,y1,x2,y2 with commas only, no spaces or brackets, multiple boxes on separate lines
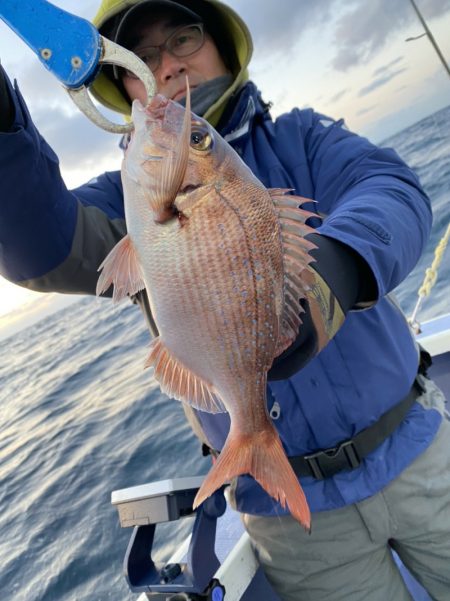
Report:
408,0,450,77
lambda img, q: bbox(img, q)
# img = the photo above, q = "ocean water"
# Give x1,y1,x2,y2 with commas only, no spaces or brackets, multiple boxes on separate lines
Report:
1,104,449,601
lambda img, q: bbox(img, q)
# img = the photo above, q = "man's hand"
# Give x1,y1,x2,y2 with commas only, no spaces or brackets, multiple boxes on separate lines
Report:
0,61,15,132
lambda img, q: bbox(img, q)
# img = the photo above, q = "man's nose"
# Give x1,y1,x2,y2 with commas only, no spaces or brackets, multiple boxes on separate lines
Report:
157,50,187,82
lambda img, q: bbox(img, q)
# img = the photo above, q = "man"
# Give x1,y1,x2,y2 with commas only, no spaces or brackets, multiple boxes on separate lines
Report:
0,1,449,599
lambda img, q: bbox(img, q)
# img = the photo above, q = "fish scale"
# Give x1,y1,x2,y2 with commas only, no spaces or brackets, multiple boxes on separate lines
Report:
153,195,272,393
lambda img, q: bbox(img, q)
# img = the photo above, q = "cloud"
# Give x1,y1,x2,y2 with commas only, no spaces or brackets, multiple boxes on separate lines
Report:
227,0,450,91
229,0,337,56
1,0,129,182
356,105,376,116
329,89,348,103
331,0,450,71
2,0,447,163
358,67,408,96
7,61,123,183
373,56,405,77
52,0,100,20
31,105,123,178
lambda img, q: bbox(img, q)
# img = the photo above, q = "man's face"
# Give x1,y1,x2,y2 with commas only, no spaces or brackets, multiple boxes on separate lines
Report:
121,15,230,104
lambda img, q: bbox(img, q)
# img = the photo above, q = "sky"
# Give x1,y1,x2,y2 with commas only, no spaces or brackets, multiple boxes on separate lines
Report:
0,0,449,339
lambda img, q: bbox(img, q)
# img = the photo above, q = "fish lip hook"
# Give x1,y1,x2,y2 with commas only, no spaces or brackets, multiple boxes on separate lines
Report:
67,37,157,134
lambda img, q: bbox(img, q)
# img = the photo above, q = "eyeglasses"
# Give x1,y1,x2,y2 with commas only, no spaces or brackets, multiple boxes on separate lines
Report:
123,23,205,78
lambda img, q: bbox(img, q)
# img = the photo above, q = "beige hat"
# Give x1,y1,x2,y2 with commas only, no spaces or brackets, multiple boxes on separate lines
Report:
90,0,253,126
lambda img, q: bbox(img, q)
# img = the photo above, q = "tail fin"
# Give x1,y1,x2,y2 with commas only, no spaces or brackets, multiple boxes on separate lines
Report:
194,425,311,530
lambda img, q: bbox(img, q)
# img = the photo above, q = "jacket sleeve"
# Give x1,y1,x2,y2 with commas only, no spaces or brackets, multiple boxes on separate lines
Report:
0,73,126,295
266,108,431,379
298,109,432,299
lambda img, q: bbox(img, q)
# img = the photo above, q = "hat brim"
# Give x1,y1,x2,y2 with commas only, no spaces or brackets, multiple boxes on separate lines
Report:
114,0,201,47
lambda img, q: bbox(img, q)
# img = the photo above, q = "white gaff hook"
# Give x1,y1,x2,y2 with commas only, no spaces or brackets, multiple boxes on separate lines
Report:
67,37,156,134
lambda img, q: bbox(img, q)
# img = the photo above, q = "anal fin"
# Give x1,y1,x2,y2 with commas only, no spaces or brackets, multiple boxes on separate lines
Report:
145,337,226,414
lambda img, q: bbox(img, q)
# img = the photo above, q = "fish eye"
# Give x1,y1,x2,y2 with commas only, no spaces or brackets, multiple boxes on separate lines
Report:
190,127,213,151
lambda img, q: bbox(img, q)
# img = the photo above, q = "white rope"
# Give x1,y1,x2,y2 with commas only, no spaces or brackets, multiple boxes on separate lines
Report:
409,222,450,332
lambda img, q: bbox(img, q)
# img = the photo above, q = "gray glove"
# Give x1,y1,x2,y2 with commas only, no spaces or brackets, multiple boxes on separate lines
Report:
0,61,14,132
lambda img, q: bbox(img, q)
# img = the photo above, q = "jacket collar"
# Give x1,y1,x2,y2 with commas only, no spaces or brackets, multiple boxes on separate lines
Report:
218,81,270,143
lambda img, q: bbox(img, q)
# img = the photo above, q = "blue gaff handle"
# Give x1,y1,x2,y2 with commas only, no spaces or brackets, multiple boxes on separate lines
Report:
0,0,102,88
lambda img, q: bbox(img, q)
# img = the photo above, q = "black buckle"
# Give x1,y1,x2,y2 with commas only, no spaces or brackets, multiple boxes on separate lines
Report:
304,440,361,480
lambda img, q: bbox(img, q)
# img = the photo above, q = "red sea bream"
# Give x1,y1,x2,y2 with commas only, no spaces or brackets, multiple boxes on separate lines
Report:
97,88,319,529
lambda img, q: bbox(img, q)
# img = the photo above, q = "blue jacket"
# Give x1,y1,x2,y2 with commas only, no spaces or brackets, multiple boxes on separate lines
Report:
0,77,441,514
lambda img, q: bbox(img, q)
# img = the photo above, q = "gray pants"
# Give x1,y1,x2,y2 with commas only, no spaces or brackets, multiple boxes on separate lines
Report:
243,380,450,601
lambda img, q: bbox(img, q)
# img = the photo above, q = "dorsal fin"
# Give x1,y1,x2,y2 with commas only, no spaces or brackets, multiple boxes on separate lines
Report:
268,189,318,356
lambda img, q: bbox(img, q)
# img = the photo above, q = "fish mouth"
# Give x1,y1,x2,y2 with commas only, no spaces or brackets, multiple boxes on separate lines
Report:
147,94,170,109
174,182,212,217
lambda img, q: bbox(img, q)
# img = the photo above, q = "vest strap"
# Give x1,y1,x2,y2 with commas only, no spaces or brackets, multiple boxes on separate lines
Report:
202,377,425,481
290,378,423,480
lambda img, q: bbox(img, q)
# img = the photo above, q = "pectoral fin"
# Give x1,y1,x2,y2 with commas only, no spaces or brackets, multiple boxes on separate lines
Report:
96,235,145,302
